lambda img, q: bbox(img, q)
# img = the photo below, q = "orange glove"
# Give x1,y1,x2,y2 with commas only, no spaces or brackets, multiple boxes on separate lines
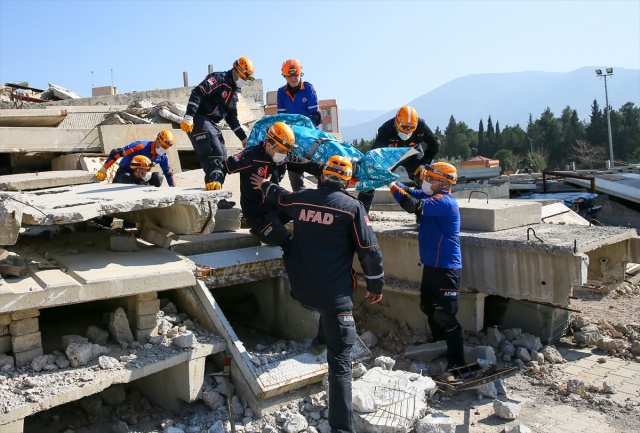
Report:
180,115,194,133
205,181,221,191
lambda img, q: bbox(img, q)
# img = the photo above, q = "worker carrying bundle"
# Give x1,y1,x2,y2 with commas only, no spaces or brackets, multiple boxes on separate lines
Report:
246,114,416,192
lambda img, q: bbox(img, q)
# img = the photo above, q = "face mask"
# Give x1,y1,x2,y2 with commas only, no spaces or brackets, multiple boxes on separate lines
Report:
421,181,434,195
143,172,152,182
397,130,413,141
235,77,246,88
156,146,167,156
272,152,287,163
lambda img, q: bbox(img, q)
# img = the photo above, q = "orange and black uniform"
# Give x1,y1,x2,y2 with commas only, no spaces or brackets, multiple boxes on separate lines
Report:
358,117,440,212
259,178,384,432
222,143,323,248
185,70,248,185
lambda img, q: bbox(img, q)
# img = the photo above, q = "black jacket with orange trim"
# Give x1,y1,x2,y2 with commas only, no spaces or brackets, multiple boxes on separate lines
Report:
260,180,384,311
185,70,247,142
223,143,323,220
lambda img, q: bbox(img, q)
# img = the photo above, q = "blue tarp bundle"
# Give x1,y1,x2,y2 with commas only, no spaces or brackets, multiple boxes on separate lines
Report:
247,114,414,191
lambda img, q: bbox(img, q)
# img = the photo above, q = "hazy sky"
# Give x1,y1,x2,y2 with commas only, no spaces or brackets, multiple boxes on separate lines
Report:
1,0,638,110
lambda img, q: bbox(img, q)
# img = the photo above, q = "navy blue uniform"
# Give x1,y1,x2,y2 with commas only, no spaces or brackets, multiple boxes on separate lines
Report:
358,117,441,212
185,70,248,184
223,143,323,247
260,179,384,432
104,141,175,187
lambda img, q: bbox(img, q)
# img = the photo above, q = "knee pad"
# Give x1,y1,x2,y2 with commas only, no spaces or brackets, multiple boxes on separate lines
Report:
432,308,458,332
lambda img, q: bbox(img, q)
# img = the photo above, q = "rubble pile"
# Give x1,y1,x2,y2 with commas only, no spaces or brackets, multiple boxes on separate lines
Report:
98,99,187,128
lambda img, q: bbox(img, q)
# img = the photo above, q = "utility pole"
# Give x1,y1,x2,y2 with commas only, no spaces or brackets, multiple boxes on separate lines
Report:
595,68,614,168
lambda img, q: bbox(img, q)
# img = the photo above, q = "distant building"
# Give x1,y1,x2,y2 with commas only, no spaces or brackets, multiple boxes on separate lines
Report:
264,90,340,133
92,86,118,97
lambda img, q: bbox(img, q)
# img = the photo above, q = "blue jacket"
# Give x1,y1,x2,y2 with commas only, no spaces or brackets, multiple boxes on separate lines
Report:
106,141,174,187
276,81,321,126
185,70,247,142
392,183,461,269
260,181,384,311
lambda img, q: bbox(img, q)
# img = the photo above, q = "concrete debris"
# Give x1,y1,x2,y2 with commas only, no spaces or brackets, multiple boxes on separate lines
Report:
415,414,456,433
493,399,521,420
503,424,532,433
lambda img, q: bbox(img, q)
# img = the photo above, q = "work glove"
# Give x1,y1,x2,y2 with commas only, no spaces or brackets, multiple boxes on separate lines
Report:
180,115,194,133
205,181,222,191
96,168,107,181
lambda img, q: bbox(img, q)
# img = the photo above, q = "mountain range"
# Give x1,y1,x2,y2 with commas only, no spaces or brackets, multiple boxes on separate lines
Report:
340,66,640,143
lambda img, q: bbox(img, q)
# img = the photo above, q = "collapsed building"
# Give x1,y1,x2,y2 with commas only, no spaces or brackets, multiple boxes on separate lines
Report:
1,80,640,433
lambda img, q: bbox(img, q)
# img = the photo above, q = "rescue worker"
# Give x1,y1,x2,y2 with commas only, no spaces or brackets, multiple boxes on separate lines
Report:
358,106,440,212
250,155,384,433
95,129,176,187
120,155,163,187
222,121,323,250
180,56,254,195
388,162,465,373
276,59,321,192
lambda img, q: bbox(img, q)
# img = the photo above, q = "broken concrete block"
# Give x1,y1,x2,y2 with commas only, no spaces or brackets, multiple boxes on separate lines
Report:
135,327,157,342
62,335,89,350
404,340,447,362
14,347,44,368
139,222,176,249
493,399,521,420
9,317,39,336
0,353,15,368
173,333,197,348
11,331,42,353
416,414,456,433
110,234,140,252
86,325,109,345
108,308,134,345
213,208,242,232
10,309,40,321
66,342,94,367
0,192,26,246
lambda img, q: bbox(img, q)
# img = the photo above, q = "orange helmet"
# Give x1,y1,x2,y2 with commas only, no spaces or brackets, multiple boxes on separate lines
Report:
130,155,153,171
233,56,255,81
395,106,419,133
156,129,174,149
423,162,457,185
266,122,297,151
281,59,303,77
322,155,353,181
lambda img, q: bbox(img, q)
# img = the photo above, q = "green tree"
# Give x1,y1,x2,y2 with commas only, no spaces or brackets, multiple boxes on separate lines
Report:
477,119,485,156
494,149,518,172
500,125,528,156
535,108,563,169
560,106,586,156
486,116,495,156
615,102,640,161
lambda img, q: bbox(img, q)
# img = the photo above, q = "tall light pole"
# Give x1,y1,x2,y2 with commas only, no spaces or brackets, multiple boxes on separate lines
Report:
595,68,614,168
527,137,533,153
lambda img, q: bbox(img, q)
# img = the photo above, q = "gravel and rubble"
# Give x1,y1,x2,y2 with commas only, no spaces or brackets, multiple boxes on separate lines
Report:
3,283,639,433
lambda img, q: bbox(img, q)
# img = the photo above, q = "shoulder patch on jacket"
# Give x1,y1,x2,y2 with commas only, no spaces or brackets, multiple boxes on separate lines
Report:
208,77,217,85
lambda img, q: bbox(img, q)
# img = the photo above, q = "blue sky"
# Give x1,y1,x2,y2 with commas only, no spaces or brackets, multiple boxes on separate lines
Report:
0,0,638,110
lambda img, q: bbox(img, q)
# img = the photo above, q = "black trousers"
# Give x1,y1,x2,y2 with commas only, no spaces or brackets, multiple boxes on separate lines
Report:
188,115,227,184
246,210,293,250
311,306,357,433
419,265,465,368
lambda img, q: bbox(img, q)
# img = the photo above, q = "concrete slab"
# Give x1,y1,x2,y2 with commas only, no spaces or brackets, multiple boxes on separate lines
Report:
566,174,640,204
0,108,69,127
0,170,96,191
366,211,639,306
0,230,197,314
540,201,589,226
458,198,541,231
13,182,231,235
0,127,101,152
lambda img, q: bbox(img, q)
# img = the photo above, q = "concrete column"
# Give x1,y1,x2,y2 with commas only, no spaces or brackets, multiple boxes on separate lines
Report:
125,293,159,342
9,309,42,368
134,356,206,411
458,292,488,333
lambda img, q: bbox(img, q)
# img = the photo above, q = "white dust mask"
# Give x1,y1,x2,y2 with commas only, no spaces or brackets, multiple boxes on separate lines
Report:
272,152,286,163
143,172,152,182
156,146,167,156
398,130,413,141
236,77,246,88
421,181,434,196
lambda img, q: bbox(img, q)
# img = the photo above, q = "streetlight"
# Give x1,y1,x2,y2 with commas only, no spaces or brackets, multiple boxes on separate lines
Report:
595,68,614,168
527,137,533,153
